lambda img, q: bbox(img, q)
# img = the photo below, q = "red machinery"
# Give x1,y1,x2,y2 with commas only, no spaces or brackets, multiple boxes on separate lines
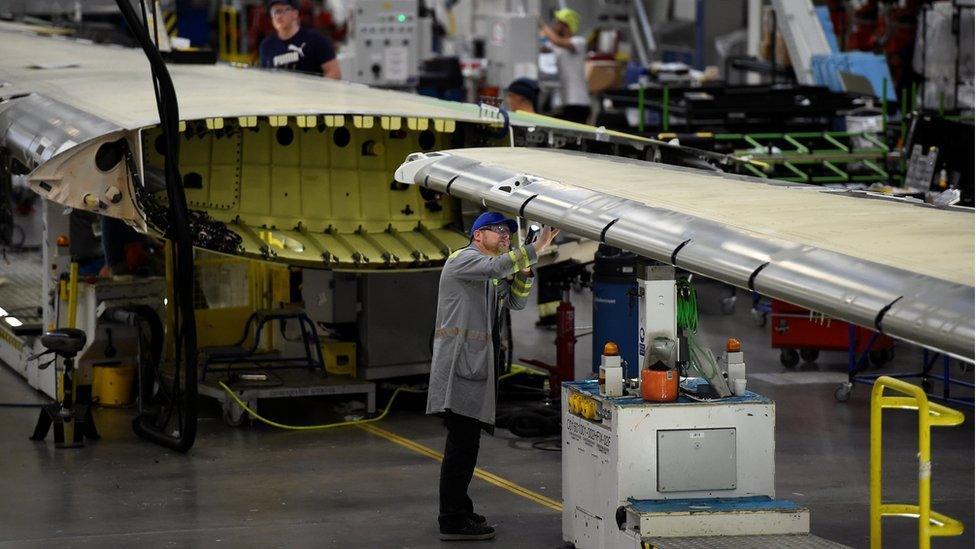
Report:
770,300,894,367
520,289,577,400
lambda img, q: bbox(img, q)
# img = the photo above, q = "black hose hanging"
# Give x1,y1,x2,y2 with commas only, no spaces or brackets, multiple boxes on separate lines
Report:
104,305,165,409
115,0,197,453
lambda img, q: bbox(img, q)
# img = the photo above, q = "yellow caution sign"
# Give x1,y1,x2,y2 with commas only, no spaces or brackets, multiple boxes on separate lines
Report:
163,11,178,38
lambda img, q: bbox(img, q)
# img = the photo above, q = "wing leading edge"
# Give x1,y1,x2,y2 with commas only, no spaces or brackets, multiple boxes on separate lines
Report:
395,148,975,361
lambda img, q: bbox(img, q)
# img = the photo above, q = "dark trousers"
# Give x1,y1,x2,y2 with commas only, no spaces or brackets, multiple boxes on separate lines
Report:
438,412,483,528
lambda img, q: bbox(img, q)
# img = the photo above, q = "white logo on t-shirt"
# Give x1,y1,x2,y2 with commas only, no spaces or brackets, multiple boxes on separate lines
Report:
273,42,307,67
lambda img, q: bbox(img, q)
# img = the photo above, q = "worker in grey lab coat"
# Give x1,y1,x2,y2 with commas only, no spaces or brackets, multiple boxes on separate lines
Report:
428,211,559,541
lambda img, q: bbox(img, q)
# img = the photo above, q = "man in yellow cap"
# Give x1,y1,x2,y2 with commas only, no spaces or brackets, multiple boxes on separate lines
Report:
540,8,590,124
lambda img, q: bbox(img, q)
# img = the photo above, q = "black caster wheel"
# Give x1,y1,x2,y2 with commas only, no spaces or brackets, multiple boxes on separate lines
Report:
223,404,247,427
800,349,820,362
780,348,800,368
835,383,852,402
921,379,933,394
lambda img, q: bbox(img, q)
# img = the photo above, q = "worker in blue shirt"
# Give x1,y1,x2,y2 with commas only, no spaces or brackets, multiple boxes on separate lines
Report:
259,0,341,79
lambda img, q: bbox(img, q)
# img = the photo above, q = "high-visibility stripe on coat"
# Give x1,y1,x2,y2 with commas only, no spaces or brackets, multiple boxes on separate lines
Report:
426,244,537,426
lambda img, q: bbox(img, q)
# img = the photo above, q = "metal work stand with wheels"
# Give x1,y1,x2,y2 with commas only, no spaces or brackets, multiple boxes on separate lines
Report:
190,306,377,426
834,325,972,407
203,371,377,427
200,307,325,379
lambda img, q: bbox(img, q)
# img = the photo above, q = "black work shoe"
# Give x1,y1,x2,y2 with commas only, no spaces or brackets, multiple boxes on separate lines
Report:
468,512,487,525
439,518,495,541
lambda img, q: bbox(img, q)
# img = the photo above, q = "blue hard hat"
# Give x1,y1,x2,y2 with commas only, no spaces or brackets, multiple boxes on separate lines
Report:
470,211,518,236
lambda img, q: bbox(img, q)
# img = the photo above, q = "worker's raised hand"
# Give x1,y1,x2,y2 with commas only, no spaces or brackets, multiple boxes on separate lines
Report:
532,225,560,254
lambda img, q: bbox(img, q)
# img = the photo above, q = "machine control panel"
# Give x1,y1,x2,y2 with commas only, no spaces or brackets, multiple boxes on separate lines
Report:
352,0,420,87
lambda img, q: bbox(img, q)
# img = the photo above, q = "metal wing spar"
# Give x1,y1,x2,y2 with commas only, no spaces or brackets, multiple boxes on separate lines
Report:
395,148,975,361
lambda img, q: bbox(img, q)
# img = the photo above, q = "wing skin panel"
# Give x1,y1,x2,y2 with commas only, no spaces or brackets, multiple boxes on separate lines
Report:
666,223,802,287
443,148,974,287
396,150,975,360
0,25,670,271
753,248,915,335
521,182,625,237
1,24,662,146
0,24,504,129
883,283,975,356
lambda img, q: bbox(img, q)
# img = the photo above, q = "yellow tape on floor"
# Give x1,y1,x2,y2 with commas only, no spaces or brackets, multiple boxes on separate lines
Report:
216,381,562,512
358,423,563,513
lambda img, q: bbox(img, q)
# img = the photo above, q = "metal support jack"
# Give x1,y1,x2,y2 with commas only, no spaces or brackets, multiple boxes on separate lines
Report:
30,328,100,448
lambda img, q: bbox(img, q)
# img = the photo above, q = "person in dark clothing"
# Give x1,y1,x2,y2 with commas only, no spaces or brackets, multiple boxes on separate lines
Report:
68,211,105,276
505,77,540,114
259,0,341,78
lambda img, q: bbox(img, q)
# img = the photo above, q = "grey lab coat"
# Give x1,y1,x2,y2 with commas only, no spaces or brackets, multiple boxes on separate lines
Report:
426,244,538,427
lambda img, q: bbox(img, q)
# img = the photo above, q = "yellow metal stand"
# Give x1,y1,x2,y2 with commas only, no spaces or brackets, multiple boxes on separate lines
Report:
870,376,965,549
218,5,253,65
55,263,81,401
66,262,79,329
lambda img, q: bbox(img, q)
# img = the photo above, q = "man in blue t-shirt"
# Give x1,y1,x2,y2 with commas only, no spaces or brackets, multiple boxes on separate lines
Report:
259,0,341,79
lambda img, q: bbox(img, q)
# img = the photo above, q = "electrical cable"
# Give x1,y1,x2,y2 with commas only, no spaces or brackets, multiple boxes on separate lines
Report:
116,0,198,453
676,277,698,333
215,364,557,437
675,277,723,385
496,405,560,438
496,364,561,438
687,333,719,379
530,438,561,452
217,381,426,431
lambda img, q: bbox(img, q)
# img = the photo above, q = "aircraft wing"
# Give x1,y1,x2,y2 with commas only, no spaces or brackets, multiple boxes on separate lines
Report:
2,22,692,269
395,148,975,360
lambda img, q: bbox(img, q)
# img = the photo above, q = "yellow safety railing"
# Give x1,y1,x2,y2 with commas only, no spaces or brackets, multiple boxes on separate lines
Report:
870,376,966,549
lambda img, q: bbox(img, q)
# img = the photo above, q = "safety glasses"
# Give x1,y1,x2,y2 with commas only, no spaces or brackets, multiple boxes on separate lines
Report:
481,224,511,238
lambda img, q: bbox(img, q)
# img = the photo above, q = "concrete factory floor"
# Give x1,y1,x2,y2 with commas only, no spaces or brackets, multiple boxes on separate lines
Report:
0,280,972,548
